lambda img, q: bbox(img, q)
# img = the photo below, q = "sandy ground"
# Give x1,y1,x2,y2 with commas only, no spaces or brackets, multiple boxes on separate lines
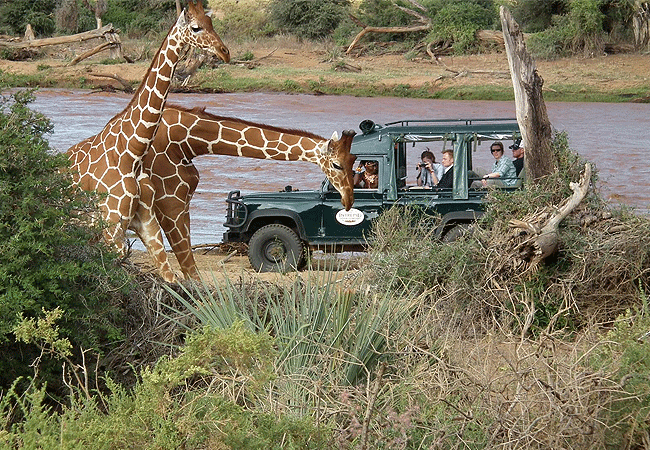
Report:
128,246,367,285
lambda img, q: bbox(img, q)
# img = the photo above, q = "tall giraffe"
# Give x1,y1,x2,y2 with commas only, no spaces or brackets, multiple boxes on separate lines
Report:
133,105,356,280
66,1,229,282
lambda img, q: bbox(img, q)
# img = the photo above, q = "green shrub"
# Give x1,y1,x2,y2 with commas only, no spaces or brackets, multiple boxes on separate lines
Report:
0,0,57,37
268,0,351,39
2,321,331,449
526,0,607,58
210,0,274,40
427,0,497,54
0,90,130,390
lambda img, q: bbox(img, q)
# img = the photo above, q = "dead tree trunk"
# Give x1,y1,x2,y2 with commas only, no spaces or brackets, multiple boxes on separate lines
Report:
633,1,650,49
500,6,556,183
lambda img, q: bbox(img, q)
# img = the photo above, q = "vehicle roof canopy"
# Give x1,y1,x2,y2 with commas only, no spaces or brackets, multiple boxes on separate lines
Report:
352,118,521,155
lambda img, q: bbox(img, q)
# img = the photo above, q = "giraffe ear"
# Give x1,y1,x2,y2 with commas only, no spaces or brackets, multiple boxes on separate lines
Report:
330,131,339,141
178,8,189,26
205,9,213,18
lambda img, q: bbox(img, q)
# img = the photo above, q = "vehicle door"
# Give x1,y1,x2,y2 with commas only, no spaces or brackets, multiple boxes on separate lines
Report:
306,157,389,245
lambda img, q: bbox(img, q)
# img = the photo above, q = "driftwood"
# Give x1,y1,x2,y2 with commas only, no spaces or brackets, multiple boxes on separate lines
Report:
0,24,118,49
69,42,114,65
508,163,592,271
426,42,509,81
346,24,430,55
500,7,556,182
88,72,133,93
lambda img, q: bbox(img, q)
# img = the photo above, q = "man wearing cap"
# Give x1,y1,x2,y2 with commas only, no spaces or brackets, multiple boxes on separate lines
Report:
510,140,525,177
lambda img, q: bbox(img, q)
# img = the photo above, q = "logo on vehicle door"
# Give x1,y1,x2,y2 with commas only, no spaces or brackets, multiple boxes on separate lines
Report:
336,208,365,226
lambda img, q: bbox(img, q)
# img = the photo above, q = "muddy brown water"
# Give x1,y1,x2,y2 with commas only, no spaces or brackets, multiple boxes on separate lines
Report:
26,89,650,249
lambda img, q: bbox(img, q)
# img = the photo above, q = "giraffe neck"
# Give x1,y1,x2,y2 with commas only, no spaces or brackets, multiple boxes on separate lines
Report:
160,107,327,164
118,20,186,157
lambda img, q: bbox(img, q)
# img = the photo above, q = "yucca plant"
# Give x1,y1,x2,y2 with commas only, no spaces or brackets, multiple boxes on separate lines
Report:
162,269,417,416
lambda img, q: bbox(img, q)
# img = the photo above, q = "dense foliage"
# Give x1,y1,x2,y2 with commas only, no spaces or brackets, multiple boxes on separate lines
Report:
0,0,643,57
0,0,58,36
268,0,351,39
0,90,130,390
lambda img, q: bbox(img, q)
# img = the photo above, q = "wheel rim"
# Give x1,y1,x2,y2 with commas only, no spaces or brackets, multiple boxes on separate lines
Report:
263,240,287,263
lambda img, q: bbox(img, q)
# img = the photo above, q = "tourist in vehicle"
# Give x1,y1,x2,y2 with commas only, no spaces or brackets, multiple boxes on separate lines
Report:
510,139,525,177
416,149,443,188
481,141,517,187
354,160,379,189
436,149,454,189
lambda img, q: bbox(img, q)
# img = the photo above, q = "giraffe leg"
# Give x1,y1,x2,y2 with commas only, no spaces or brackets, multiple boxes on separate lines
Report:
155,196,200,280
131,175,178,283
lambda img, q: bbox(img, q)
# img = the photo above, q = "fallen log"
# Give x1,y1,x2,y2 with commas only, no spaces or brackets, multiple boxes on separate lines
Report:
346,24,430,55
0,24,118,49
88,72,134,93
68,42,115,65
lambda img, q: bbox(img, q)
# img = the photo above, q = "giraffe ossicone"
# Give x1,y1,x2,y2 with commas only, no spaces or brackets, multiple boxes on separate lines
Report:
66,1,229,283
135,105,356,280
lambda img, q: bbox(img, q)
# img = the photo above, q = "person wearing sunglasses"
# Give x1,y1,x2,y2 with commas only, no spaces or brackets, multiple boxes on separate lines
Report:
509,139,525,177
481,141,517,188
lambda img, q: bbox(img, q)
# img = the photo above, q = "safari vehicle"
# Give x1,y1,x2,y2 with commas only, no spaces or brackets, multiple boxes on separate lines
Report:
223,118,521,272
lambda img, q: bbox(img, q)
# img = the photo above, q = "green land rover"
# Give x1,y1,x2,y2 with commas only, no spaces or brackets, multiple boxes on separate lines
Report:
223,118,522,272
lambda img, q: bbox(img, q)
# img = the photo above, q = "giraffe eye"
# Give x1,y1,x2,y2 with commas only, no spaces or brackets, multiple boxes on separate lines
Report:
191,26,202,33
332,162,343,171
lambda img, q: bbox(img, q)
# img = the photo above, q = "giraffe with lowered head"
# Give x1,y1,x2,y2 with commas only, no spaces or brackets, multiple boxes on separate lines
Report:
133,105,356,280
66,1,229,282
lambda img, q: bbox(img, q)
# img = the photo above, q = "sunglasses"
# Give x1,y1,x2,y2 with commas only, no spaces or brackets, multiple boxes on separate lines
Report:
490,148,502,153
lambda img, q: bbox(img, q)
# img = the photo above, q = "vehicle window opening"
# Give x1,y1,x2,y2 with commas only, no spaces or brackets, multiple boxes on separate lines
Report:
353,159,380,190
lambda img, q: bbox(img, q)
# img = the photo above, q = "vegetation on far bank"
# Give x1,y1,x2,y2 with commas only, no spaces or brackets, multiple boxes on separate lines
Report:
2,0,650,102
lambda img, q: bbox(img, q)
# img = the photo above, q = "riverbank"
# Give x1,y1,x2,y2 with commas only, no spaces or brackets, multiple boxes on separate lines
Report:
2,36,650,102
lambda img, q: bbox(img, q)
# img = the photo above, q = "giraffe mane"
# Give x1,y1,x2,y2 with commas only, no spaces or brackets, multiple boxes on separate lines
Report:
166,103,328,141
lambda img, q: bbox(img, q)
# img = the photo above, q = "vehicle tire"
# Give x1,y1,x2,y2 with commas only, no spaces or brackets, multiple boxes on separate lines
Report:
441,223,471,243
248,224,305,272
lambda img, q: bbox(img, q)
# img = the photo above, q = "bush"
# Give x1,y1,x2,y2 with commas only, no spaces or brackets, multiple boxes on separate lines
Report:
1,321,330,449
427,0,498,54
0,90,131,390
103,0,176,38
526,0,608,58
0,0,57,37
210,0,275,40
268,0,351,39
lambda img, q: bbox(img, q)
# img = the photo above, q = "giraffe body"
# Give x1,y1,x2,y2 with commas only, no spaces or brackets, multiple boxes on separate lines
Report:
66,1,229,282
137,105,356,279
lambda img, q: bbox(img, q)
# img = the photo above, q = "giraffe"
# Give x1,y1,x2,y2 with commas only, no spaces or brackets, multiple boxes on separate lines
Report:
66,1,229,283
134,104,357,280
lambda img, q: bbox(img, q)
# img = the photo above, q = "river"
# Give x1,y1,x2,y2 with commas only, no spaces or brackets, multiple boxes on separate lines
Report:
24,89,650,247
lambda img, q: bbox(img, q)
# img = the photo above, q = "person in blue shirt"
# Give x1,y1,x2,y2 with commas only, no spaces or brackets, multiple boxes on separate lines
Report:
481,141,517,187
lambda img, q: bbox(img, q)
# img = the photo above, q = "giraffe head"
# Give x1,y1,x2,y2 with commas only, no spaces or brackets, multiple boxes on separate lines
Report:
178,0,230,63
323,129,357,210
